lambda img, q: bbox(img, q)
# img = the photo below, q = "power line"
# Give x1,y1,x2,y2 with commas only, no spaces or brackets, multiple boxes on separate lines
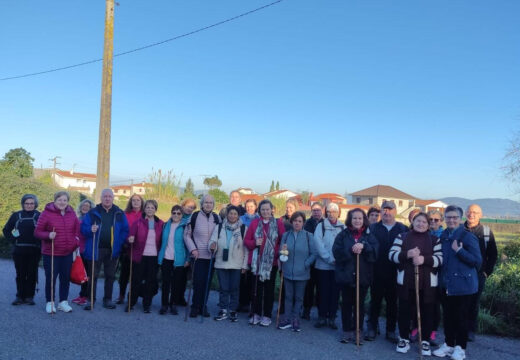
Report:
1,0,284,81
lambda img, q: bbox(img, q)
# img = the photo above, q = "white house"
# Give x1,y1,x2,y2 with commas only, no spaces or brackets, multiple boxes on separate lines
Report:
53,169,96,195
263,189,299,199
235,187,256,195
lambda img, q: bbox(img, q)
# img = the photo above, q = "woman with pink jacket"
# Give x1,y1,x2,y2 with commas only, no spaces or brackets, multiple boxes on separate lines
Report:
34,191,80,314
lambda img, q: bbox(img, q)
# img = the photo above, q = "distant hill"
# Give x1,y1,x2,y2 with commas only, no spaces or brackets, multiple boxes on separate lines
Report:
440,197,520,218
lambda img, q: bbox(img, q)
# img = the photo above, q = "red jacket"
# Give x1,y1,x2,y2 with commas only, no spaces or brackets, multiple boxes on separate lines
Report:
128,216,164,263
244,217,285,266
125,210,142,228
35,202,80,256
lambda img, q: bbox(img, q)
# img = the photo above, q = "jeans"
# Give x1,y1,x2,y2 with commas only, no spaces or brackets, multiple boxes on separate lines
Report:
85,248,118,301
216,268,241,311
284,279,307,321
43,253,73,302
191,259,214,310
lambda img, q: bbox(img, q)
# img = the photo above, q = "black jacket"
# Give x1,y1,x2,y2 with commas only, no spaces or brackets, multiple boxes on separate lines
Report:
2,210,41,254
304,217,321,234
332,227,379,287
370,220,408,280
464,222,497,276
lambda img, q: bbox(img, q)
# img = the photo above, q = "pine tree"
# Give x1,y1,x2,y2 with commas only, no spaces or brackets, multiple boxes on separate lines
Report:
270,180,275,192
276,181,280,190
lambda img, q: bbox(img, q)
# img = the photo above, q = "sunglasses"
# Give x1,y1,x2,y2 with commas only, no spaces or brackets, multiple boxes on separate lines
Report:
429,218,441,223
171,211,182,215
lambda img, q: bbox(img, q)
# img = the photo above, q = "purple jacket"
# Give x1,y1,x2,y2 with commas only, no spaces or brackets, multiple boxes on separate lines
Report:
127,216,164,263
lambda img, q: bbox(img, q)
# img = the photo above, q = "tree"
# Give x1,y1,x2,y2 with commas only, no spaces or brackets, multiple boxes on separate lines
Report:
270,180,275,192
203,175,222,190
209,188,228,205
503,131,520,190
276,181,280,191
184,178,194,195
0,148,34,178
300,191,311,206
147,168,181,202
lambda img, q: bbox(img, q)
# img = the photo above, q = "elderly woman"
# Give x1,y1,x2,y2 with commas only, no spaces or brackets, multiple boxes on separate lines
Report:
428,209,444,237
71,199,95,306
281,199,298,232
314,202,345,329
2,194,41,306
116,194,145,304
34,191,80,313
433,206,481,360
209,206,248,322
158,205,190,315
367,206,380,225
333,208,378,344
127,200,164,313
244,199,285,327
389,212,443,356
277,211,316,332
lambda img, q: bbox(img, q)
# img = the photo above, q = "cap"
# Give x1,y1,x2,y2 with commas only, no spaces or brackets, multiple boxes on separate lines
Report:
382,200,396,209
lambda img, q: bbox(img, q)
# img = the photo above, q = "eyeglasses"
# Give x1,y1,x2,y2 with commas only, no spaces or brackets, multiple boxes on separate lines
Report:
24,202,35,205
445,216,460,220
429,219,441,223
171,211,182,215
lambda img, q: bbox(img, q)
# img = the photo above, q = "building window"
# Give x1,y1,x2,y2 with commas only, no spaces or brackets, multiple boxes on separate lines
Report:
399,200,403,207
369,198,373,205
356,197,361,204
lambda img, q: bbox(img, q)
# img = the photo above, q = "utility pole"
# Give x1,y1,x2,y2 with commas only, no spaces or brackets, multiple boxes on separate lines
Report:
95,0,115,202
48,156,61,172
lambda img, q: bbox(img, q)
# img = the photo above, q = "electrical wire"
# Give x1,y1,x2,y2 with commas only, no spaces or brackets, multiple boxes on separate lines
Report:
0,0,284,81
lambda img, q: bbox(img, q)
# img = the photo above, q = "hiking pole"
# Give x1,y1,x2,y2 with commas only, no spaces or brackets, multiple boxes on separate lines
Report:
275,269,284,327
90,223,97,311
201,253,215,323
50,227,55,315
415,265,423,360
184,258,197,321
128,243,133,313
251,245,262,322
356,253,360,348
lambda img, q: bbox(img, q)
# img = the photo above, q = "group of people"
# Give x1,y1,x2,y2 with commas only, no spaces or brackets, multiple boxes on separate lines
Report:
3,189,497,360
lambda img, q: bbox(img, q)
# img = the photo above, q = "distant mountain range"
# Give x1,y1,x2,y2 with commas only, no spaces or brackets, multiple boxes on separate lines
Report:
440,197,520,218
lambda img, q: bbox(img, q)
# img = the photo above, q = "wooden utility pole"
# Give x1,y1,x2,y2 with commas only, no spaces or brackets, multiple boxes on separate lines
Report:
95,0,115,202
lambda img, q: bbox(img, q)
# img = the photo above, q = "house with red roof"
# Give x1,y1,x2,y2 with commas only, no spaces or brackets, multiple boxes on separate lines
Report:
53,169,97,195
351,185,417,215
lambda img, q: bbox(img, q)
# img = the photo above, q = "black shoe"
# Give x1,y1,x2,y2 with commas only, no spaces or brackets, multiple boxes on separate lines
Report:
467,331,475,342
203,307,210,317
12,297,24,305
115,296,125,305
229,311,238,322
170,306,178,315
386,330,398,343
124,305,134,312
25,298,35,305
314,317,327,328
301,308,311,320
365,326,376,341
159,306,168,315
328,318,338,330
103,300,116,309
84,302,95,311
143,307,151,314
189,307,199,318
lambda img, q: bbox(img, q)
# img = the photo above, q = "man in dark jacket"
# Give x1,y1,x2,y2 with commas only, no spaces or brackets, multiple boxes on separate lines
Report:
366,201,408,342
464,204,497,341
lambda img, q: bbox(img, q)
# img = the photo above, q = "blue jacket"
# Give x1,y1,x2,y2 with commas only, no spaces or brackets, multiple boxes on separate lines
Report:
158,215,190,267
279,230,316,281
440,225,482,296
80,204,129,260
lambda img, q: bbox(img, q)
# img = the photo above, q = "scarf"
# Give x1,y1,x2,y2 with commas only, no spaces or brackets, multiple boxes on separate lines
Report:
252,217,279,281
224,219,242,250
348,226,365,242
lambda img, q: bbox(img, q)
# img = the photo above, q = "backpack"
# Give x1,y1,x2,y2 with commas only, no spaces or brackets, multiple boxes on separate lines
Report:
483,225,490,249
15,212,38,229
218,222,246,240
281,231,311,254
190,211,220,241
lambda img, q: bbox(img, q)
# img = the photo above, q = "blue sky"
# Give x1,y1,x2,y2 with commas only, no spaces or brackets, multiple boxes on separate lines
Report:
1,0,519,200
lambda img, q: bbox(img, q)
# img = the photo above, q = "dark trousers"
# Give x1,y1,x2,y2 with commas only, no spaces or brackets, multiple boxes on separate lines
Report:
161,260,188,306
442,293,471,349
468,273,486,333
130,255,158,307
317,269,340,319
303,265,320,311
253,267,277,318
85,248,118,302
216,268,241,311
239,270,253,310
191,258,214,310
13,249,40,299
340,285,368,332
284,279,307,321
369,277,398,332
78,255,89,297
118,252,131,298
43,253,73,302
398,291,434,341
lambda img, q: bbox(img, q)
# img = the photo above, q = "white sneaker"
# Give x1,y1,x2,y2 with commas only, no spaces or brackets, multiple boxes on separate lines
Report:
433,343,454,357
450,346,466,360
46,302,56,314
396,338,410,353
259,316,272,327
57,300,72,313
249,314,261,325
422,341,432,356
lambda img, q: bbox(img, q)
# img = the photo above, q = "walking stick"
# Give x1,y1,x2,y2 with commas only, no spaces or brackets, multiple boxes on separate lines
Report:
356,253,360,348
250,246,262,321
50,227,55,315
201,253,215,323
128,243,133,313
276,269,284,327
184,258,197,321
90,223,96,311
415,265,423,360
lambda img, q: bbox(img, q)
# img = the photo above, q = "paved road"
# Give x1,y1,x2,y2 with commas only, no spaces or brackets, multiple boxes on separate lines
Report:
0,259,518,360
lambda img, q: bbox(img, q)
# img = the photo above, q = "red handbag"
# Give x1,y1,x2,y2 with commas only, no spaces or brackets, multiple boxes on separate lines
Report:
70,249,88,285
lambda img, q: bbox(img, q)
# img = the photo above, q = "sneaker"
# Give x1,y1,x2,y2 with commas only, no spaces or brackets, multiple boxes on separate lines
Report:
422,341,432,356
12,297,24,305
103,299,116,309
214,309,228,321
278,319,292,330
159,306,168,315
433,343,454,358
328,318,338,330
340,332,350,344
314,317,327,328
259,316,272,327
83,302,95,311
249,314,261,325
170,305,178,315
301,308,311,320
57,301,72,313
77,297,87,306
396,338,411,353
410,328,418,342
45,302,56,314
430,331,439,346
229,311,238,322
292,319,301,332
72,296,83,304
25,297,35,306
450,346,466,360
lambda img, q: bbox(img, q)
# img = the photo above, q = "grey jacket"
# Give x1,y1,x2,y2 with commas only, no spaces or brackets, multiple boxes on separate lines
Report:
314,218,345,270
279,230,316,281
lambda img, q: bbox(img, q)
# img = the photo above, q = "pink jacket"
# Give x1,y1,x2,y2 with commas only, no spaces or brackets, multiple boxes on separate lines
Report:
244,217,285,266
35,202,80,256
128,216,164,263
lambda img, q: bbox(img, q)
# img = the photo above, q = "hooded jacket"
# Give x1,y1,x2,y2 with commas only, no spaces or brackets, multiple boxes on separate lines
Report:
34,202,80,256
158,214,190,267
313,218,345,271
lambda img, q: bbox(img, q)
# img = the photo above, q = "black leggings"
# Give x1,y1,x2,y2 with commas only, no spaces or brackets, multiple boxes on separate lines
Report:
13,249,40,299
253,267,277,318
398,290,434,341
442,293,471,349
